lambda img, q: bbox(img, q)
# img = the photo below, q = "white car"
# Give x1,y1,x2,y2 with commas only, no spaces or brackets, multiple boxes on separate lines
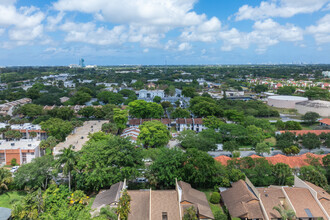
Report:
10,166,19,173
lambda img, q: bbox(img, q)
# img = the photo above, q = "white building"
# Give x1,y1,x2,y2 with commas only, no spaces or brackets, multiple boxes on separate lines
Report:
0,139,40,165
138,90,165,99
322,71,330,77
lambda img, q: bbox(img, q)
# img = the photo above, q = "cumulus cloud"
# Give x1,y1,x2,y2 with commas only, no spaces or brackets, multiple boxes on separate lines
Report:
0,1,45,44
307,14,330,44
53,0,219,48
220,19,303,52
235,0,329,21
178,42,192,51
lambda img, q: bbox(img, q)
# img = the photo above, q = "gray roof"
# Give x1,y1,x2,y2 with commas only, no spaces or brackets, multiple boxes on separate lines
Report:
91,181,124,209
0,207,11,220
296,100,330,108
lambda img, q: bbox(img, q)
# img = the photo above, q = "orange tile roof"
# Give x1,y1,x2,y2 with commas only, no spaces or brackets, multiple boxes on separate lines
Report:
319,118,330,126
279,130,330,136
214,153,328,168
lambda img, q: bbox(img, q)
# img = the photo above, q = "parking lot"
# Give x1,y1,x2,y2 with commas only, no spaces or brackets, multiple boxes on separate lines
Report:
54,120,107,155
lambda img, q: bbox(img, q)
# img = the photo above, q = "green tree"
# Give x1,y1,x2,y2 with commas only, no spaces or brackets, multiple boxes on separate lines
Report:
41,118,74,141
203,116,224,130
4,130,22,140
191,101,223,117
153,96,162,103
273,205,296,220
78,106,95,118
98,206,118,220
161,101,172,110
171,107,190,118
56,146,77,191
273,163,292,185
182,87,197,98
113,108,128,131
17,104,43,118
302,133,321,150
117,189,131,220
302,112,320,125
55,107,75,120
128,100,164,118
277,86,296,95
39,136,57,154
102,122,118,135
255,142,270,155
210,192,220,204
0,168,13,194
299,166,328,189
75,134,143,192
14,155,54,190
223,141,239,153
224,110,244,123
138,120,170,148
183,206,198,220
71,91,92,105
253,84,268,93
246,125,265,146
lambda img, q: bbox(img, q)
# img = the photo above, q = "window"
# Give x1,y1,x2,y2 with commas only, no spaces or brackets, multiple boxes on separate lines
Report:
0,153,5,164
22,153,27,164
162,212,168,220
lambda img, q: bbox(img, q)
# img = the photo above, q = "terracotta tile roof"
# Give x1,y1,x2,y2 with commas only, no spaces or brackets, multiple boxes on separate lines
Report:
320,118,330,126
284,187,327,219
176,118,186,124
279,130,330,136
193,118,203,124
221,180,264,219
214,155,231,166
214,153,328,168
178,181,214,219
250,154,262,159
161,118,171,124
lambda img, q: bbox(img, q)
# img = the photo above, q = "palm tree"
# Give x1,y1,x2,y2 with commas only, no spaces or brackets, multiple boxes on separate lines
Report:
0,168,13,194
273,205,296,220
56,145,77,191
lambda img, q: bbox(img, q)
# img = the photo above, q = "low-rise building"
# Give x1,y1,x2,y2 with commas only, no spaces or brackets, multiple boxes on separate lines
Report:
91,180,214,220
221,176,330,220
0,139,40,165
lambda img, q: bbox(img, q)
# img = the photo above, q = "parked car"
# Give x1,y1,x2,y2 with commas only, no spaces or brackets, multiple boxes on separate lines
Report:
10,166,19,173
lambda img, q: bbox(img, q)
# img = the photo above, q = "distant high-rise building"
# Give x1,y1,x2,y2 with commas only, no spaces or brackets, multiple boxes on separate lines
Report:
79,58,85,67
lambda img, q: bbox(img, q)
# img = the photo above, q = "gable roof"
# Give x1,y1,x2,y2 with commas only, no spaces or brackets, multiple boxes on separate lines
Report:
284,187,327,219
305,181,330,213
279,130,330,136
221,180,264,219
91,181,124,210
128,190,150,220
178,181,214,219
151,190,180,220
215,153,327,168
320,118,330,126
257,187,285,219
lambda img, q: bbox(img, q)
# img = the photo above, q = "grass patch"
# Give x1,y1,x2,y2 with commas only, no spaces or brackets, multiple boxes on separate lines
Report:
202,190,223,215
0,191,27,208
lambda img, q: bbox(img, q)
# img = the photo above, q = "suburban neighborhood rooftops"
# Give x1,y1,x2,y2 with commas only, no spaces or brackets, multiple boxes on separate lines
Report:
257,187,284,219
279,130,330,136
221,180,264,219
215,153,328,168
150,190,180,220
305,181,330,212
128,190,150,220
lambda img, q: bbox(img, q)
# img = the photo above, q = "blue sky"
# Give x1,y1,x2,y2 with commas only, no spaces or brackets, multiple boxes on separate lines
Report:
0,0,330,66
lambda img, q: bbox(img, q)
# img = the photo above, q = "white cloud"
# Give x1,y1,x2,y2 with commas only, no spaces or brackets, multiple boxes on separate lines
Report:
307,14,330,44
220,19,303,52
0,1,45,44
53,0,218,47
178,42,192,51
60,22,128,45
46,12,65,31
235,0,329,21
0,28,4,36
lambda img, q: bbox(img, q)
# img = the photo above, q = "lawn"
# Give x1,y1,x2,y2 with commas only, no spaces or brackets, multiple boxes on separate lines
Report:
0,191,27,208
202,190,223,215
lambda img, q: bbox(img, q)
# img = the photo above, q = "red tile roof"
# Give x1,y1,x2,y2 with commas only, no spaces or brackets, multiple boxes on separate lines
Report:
319,118,330,126
214,153,328,168
279,130,330,136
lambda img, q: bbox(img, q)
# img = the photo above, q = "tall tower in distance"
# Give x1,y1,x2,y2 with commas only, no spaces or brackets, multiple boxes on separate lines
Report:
79,58,85,67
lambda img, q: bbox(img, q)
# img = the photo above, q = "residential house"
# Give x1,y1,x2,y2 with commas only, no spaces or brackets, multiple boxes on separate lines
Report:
120,127,140,143
320,118,330,127
221,176,330,220
176,118,206,132
91,180,214,220
0,139,40,165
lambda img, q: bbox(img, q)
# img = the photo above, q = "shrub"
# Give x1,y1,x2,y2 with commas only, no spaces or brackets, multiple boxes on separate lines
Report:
232,151,240,158
210,192,220,204
214,210,227,220
11,158,17,166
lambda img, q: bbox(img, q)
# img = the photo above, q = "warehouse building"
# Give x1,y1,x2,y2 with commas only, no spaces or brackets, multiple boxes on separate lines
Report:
267,95,308,109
